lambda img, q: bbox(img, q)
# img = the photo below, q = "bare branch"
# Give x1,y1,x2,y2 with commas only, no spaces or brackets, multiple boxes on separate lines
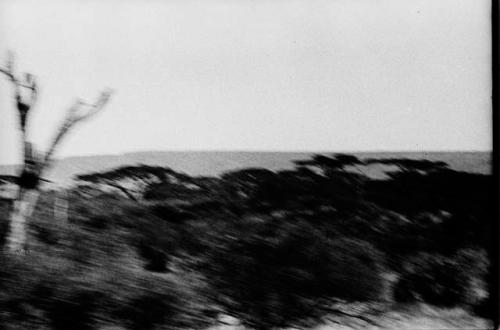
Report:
1,53,38,90
43,89,114,167
1,52,40,134
68,88,114,123
0,67,15,81
0,51,15,81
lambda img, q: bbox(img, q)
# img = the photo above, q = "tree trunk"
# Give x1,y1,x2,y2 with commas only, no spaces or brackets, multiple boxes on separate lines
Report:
54,190,68,223
7,188,40,253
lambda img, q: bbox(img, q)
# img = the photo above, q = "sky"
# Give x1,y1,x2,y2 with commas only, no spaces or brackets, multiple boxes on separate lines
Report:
0,0,492,165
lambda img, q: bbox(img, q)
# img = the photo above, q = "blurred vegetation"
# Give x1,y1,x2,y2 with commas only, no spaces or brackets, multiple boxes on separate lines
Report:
0,153,494,329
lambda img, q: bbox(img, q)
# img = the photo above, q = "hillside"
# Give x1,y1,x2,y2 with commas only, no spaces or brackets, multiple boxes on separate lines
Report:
0,151,491,187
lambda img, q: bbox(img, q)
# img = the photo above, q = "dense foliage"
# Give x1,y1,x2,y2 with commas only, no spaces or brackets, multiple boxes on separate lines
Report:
0,153,494,329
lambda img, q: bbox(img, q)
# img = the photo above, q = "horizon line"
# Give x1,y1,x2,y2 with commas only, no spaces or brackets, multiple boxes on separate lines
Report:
0,148,492,167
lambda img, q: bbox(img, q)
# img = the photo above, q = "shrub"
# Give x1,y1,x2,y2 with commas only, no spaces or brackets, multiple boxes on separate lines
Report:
137,240,169,272
134,216,180,272
0,252,77,328
119,292,176,330
393,252,476,306
113,273,207,330
201,218,387,329
0,250,199,330
47,289,104,330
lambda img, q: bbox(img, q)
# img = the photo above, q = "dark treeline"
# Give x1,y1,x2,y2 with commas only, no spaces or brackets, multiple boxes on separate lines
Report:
0,153,494,329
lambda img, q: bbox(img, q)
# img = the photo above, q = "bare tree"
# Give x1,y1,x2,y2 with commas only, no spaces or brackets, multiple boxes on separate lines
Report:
0,52,113,254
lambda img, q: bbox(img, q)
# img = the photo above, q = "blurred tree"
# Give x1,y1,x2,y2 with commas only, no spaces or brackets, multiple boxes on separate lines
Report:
144,175,221,201
294,153,364,176
0,52,113,253
364,158,449,174
75,165,187,201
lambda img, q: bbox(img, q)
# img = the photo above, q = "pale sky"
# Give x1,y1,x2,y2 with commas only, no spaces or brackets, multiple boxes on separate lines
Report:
0,0,492,165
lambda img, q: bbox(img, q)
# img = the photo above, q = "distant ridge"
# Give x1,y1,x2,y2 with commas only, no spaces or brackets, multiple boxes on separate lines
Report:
0,151,491,187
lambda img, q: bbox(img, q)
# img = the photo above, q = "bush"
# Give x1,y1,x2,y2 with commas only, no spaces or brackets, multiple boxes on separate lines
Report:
393,251,486,306
0,250,203,330
137,240,169,272
327,238,387,301
0,252,78,328
113,272,214,330
201,218,387,329
134,215,180,272
119,292,177,330
47,289,104,330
